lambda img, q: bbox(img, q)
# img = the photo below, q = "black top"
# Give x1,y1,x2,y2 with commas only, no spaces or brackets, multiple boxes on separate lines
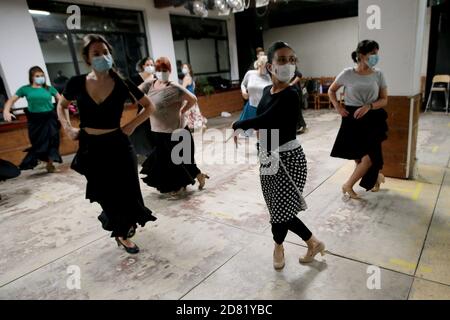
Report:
63,74,144,129
131,73,144,87
233,85,300,150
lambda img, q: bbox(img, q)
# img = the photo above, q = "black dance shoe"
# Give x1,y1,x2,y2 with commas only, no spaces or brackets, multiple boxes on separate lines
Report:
115,237,140,254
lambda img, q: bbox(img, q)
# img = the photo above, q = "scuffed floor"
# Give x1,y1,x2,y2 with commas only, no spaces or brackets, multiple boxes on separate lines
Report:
0,110,449,300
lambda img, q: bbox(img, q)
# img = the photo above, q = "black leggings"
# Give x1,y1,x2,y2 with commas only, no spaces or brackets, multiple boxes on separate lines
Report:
272,216,312,245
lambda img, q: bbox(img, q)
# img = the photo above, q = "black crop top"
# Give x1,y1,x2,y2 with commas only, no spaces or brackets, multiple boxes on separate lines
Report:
62,74,144,129
233,85,300,151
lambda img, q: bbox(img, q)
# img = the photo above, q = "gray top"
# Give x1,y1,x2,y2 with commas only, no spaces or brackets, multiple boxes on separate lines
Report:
335,67,387,107
141,80,187,133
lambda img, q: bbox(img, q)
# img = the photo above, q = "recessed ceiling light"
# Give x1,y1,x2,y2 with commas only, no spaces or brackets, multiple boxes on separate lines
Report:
29,10,50,15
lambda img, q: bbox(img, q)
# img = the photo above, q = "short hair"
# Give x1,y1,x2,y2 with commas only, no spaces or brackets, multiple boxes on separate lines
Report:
155,57,172,73
256,47,264,55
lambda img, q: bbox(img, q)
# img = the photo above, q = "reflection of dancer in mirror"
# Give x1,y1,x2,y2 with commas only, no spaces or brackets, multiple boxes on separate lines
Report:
181,63,207,131
328,40,388,199
57,34,157,254
3,66,62,173
139,57,209,196
232,42,325,270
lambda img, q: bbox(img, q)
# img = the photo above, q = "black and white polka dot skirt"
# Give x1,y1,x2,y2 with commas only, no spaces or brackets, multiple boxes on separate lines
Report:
259,143,308,224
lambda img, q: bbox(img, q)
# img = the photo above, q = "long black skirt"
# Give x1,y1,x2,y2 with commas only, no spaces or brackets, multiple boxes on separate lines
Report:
129,106,152,157
72,129,156,239
140,128,201,194
330,105,388,190
20,109,62,170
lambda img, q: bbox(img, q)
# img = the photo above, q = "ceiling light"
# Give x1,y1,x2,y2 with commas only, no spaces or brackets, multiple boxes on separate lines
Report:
28,9,50,15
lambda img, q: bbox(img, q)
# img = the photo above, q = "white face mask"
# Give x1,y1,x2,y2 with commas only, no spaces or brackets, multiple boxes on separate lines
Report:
182,68,189,75
156,71,170,82
272,63,296,83
144,66,155,74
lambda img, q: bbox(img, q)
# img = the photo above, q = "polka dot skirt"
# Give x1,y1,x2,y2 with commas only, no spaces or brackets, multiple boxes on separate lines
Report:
259,146,308,224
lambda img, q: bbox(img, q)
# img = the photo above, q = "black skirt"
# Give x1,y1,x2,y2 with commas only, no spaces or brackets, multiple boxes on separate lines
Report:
20,109,62,170
140,128,201,194
72,129,156,239
129,120,152,157
129,106,153,157
0,159,20,181
330,105,388,190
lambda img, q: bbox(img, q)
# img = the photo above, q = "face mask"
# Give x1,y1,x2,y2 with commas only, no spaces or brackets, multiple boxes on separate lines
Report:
367,54,379,68
144,66,155,74
156,71,170,82
34,76,46,85
272,63,296,83
182,68,189,75
91,54,113,72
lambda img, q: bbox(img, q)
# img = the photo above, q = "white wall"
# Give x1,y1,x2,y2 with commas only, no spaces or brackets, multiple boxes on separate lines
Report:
359,0,427,96
421,6,431,76
263,17,359,78
0,0,49,108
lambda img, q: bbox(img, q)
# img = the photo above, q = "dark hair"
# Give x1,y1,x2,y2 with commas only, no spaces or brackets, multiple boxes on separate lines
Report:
256,47,264,55
28,66,48,90
352,40,380,63
136,56,154,73
183,63,193,77
266,41,293,64
81,34,114,66
266,41,295,76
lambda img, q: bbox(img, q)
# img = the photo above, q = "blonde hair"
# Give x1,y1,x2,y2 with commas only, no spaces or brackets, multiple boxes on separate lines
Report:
254,55,268,69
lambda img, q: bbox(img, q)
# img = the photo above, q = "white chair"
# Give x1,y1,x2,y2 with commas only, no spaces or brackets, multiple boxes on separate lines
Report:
425,75,450,113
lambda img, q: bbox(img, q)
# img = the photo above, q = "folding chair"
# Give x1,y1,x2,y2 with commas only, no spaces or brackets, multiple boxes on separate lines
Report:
425,75,450,113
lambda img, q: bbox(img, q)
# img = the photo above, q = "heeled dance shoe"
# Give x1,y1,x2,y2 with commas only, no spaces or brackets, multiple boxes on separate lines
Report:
299,241,326,263
197,173,210,190
371,173,385,192
115,237,140,254
342,185,360,199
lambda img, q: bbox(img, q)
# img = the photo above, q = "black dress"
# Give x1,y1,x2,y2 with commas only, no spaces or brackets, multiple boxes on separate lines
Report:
62,73,156,239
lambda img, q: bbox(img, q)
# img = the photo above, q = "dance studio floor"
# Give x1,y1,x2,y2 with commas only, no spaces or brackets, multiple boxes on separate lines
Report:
0,110,449,300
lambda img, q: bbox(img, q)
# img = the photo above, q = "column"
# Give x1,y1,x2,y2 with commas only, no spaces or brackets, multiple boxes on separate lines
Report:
359,0,428,178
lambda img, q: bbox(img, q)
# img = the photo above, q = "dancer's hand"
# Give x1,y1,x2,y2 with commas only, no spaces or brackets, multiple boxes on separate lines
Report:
121,125,134,136
66,127,80,140
3,111,16,122
354,105,370,119
336,106,349,118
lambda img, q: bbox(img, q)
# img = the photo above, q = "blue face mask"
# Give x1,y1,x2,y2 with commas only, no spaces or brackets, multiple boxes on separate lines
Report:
91,54,113,72
34,76,46,85
367,54,379,68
